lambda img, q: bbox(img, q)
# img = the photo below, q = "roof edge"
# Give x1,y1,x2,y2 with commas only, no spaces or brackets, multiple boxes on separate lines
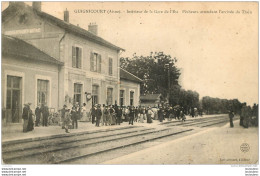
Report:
120,67,143,82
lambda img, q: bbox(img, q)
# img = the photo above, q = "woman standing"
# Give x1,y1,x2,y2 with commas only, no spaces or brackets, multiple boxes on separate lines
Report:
81,103,88,121
147,107,153,123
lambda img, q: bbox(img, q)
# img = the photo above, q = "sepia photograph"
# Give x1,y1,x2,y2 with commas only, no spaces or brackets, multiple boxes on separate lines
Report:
1,1,258,173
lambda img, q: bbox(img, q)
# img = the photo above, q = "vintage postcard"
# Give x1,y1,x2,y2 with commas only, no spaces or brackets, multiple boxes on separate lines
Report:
1,1,258,174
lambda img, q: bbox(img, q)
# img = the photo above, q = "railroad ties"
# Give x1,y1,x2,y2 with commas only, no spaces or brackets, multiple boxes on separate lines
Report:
2,115,235,164
2,125,193,164
161,115,238,128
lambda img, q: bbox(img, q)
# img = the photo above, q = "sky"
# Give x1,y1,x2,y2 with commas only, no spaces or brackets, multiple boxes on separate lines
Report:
2,2,258,106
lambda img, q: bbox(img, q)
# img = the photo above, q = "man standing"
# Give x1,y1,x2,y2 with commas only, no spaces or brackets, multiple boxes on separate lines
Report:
41,104,49,127
129,106,135,125
35,105,41,127
91,105,96,124
116,106,122,125
229,110,234,128
96,105,102,127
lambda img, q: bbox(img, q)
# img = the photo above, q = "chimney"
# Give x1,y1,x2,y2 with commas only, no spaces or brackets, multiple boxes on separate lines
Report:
88,23,98,35
32,2,41,11
64,9,69,23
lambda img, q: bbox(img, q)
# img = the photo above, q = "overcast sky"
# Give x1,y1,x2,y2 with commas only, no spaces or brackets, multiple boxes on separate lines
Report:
2,2,258,106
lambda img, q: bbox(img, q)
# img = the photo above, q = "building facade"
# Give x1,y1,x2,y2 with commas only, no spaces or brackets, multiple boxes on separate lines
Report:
119,68,142,107
2,2,143,124
2,2,124,118
2,35,63,124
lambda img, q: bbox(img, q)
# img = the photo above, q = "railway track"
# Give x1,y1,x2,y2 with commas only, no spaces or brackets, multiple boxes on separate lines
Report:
2,125,193,164
164,115,236,128
2,114,235,164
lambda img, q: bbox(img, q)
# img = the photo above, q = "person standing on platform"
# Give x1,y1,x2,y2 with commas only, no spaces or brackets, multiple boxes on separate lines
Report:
229,110,234,128
22,103,33,132
35,105,41,127
101,104,105,126
71,106,78,129
41,104,49,127
81,103,87,121
129,106,135,125
60,105,67,129
90,105,96,124
158,106,163,122
64,108,71,133
103,105,109,126
96,105,102,127
116,106,122,125
147,106,153,123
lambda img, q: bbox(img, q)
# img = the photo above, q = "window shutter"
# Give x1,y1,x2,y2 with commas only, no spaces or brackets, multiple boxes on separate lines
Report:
98,54,101,73
78,48,82,68
72,46,76,67
109,58,113,75
90,52,94,71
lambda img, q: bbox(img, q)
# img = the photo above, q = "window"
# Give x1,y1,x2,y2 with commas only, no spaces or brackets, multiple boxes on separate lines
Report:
109,58,113,75
37,79,48,106
107,88,113,105
130,91,134,106
90,52,101,73
72,46,82,68
92,85,99,105
120,90,124,106
74,83,82,105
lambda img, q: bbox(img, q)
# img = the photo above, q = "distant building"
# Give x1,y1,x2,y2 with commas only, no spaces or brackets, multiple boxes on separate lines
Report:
140,94,163,107
120,68,142,107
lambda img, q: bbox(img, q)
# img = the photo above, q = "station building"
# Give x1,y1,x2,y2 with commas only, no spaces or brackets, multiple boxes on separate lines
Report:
2,2,142,124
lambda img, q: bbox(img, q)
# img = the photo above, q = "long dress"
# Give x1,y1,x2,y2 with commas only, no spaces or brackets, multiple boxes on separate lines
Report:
147,109,153,123
27,109,34,131
81,106,88,121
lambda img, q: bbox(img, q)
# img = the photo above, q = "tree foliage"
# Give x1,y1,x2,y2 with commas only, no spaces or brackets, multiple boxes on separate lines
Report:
120,52,200,111
120,52,180,98
202,96,243,114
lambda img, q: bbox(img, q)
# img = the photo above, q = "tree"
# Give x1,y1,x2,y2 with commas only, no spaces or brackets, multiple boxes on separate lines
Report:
120,52,180,98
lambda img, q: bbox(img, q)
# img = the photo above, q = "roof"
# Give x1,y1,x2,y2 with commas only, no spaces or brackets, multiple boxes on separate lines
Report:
2,3,125,52
120,68,143,83
2,34,64,66
140,94,161,101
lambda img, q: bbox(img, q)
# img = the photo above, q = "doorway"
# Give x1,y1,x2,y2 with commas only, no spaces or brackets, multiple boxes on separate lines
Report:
6,76,22,123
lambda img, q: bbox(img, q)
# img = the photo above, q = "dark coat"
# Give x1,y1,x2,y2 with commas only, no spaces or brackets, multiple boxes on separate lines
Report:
35,107,41,118
22,106,29,120
96,108,102,120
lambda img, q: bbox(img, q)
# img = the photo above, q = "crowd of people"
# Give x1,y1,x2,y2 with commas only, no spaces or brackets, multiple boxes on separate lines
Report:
21,102,258,133
228,103,258,128
22,102,49,132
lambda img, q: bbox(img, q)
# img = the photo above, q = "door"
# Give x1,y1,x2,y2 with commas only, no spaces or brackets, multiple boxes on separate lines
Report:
6,76,22,123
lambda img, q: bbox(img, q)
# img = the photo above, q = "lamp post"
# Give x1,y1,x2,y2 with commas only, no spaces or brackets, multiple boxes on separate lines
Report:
165,63,170,104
